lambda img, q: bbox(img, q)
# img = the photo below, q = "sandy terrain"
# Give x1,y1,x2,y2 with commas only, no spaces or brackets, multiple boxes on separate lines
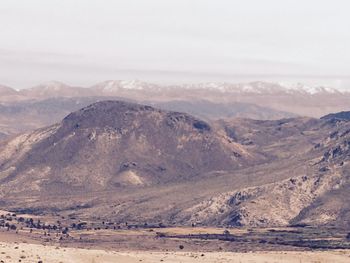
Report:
0,242,349,263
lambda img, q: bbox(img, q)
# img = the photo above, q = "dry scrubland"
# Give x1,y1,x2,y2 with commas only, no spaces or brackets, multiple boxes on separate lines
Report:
0,242,349,263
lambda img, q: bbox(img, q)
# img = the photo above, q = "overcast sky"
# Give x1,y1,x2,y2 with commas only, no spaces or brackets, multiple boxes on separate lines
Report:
1,0,350,89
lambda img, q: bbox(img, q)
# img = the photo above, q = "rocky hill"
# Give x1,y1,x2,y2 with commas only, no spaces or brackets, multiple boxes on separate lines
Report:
0,100,349,228
0,101,257,197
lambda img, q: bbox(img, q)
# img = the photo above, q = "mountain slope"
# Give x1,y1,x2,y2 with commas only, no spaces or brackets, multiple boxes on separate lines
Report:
0,85,17,96
18,81,96,98
177,118,350,227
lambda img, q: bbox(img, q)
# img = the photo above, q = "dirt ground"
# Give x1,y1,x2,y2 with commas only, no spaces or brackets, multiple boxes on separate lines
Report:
0,241,349,263
0,213,349,263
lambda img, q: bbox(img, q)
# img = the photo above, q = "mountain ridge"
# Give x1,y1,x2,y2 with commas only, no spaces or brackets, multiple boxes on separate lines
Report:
1,80,348,119
3,80,349,96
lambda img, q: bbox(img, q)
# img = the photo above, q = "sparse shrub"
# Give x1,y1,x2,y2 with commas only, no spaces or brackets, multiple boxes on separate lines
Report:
156,232,165,238
346,233,350,240
179,245,184,250
62,227,69,234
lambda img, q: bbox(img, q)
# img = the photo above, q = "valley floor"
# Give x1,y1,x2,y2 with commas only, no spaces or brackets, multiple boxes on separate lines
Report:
0,241,349,263
0,215,350,263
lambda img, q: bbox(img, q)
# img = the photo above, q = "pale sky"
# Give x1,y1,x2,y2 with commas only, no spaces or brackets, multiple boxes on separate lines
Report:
1,0,350,89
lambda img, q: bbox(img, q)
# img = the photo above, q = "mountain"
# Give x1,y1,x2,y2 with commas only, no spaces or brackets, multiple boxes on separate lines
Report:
0,100,349,228
0,81,349,118
1,79,350,139
0,100,258,196
91,80,161,93
18,81,96,99
0,84,18,96
88,81,350,118
0,84,22,102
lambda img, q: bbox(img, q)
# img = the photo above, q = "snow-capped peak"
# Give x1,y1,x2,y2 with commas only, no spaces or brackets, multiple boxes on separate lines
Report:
31,81,70,91
96,80,155,92
278,82,340,94
180,81,344,95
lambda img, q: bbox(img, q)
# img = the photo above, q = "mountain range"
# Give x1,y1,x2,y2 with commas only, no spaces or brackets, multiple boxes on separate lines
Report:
0,80,349,139
1,80,349,117
0,100,349,228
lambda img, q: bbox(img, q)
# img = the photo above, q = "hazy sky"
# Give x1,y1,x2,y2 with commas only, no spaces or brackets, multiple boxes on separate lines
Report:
1,0,350,89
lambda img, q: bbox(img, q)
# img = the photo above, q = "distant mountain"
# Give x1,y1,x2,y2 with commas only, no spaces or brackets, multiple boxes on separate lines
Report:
0,100,349,228
150,100,296,121
90,80,343,95
91,80,161,93
0,84,17,96
18,81,96,98
178,81,342,95
0,80,349,118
